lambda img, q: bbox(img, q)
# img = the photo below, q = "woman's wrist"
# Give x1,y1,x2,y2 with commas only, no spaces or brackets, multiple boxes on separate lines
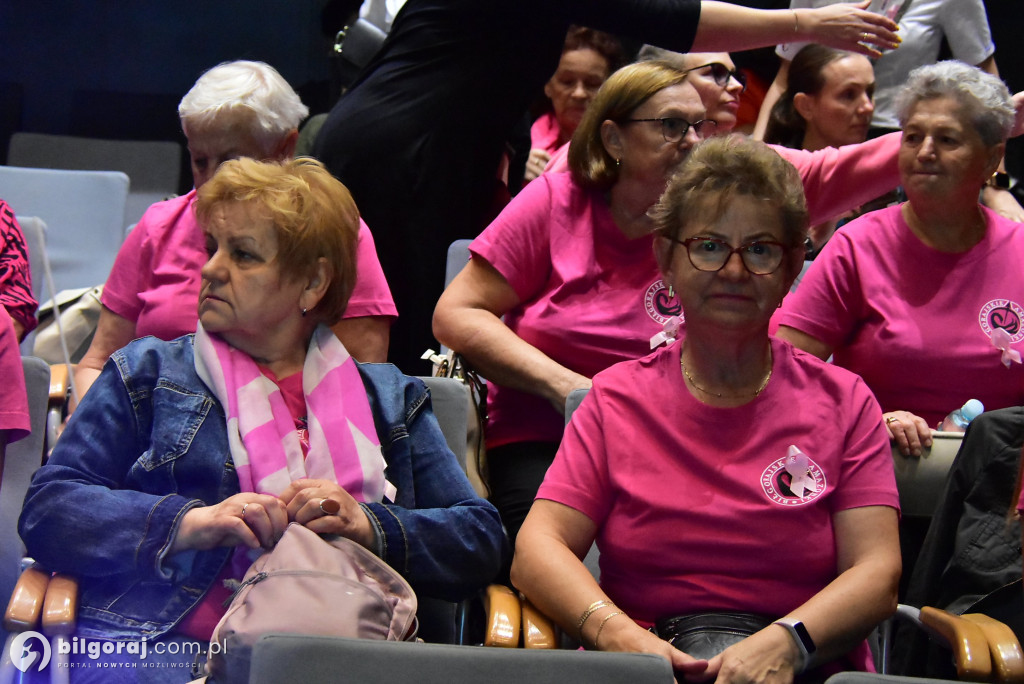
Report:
583,609,634,651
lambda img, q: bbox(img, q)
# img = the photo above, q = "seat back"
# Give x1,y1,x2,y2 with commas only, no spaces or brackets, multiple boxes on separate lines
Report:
8,132,182,227
564,388,589,427
419,376,470,473
438,239,474,356
0,166,128,294
0,357,49,642
891,433,963,518
250,634,674,683
445,239,473,287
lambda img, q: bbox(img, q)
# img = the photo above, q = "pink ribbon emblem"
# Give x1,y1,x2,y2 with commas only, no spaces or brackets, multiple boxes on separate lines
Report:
649,316,682,349
785,445,816,498
991,328,1022,368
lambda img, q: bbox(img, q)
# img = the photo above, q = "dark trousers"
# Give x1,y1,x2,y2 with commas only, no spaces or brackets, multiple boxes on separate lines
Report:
486,440,559,548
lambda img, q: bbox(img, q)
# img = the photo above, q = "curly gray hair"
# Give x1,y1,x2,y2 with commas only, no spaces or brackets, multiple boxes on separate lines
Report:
895,61,1013,146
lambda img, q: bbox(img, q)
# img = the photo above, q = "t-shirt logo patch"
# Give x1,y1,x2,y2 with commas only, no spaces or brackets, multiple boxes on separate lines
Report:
644,279,682,325
978,299,1024,344
761,445,826,506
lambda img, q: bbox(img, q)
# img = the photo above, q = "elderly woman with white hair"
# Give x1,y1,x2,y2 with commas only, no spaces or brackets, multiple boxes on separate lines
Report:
73,60,397,406
778,61,1024,458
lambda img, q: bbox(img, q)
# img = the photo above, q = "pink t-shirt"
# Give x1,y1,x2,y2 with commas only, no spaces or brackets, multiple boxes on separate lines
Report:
471,172,680,447
544,133,902,227
0,306,29,441
102,191,397,340
530,112,563,157
778,204,1024,428
538,337,898,670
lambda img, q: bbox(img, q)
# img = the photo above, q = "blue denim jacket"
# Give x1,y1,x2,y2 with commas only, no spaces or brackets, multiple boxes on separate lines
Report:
19,335,508,640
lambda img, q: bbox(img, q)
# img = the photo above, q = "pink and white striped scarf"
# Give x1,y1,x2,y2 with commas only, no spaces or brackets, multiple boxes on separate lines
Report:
193,323,393,503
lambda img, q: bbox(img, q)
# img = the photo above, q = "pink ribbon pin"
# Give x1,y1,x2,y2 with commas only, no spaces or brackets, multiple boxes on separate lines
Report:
785,445,816,499
649,316,682,349
991,328,1022,368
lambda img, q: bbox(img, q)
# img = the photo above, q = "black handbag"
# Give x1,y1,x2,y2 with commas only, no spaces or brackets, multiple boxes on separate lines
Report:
654,612,774,660
653,612,831,684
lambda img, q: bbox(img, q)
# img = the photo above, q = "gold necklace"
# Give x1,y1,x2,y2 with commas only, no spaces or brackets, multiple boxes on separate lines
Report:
680,350,773,398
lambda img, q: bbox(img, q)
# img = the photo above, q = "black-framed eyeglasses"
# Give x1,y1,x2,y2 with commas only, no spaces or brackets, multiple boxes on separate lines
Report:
673,237,787,275
687,62,747,92
620,117,717,143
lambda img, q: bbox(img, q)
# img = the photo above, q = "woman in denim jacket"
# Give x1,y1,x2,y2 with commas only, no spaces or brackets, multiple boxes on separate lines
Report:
18,157,506,680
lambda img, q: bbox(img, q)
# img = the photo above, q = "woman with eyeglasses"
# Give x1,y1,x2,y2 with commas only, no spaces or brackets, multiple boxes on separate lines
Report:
434,61,714,545
512,135,900,681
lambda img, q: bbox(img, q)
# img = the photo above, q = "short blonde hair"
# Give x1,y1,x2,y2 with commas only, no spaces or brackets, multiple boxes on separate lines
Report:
568,61,689,191
195,157,359,325
652,135,808,248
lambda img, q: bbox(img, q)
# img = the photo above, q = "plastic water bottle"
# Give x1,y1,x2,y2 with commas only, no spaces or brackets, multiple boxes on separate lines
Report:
937,399,984,432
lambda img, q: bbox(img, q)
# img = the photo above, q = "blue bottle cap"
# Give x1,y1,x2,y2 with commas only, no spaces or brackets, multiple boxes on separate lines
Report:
961,399,984,421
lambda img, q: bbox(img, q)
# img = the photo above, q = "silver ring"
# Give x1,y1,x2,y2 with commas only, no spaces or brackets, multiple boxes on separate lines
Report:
319,498,340,515
241,503,250,519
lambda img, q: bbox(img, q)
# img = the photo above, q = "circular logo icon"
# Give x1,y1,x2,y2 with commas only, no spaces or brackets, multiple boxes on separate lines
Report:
760,455,827,506
9,631,51,673
644,279,682,325
978,299,1024,343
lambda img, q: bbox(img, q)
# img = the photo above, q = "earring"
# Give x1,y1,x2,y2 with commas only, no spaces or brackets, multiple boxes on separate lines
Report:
301,307,308,317
667,285,675,298
615,158,621,169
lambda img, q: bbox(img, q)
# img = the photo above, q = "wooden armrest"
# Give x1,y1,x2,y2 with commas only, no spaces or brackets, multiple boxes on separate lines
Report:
3,565,51,632
920,606,992,682
41,573,78,636
49,364,71,402
521,596,558,649
484,584,521,648
961,613,1024,684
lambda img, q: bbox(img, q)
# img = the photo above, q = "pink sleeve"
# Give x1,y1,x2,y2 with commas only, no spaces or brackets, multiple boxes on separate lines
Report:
1018,473,1024,513
777,229,864,348
470,175,556,303
343,220,397,319
544,142,570,175
100,210,150,322
831,374,900,513
0,307,29,440
536,384,613,526
772,132,901,226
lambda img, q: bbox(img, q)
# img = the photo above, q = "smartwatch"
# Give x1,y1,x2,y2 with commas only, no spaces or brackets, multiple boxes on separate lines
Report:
774,617,816,672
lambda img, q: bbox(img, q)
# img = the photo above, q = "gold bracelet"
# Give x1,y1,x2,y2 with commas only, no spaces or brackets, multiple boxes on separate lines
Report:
791,9,800,34
576,599,614,638
593,611,625,650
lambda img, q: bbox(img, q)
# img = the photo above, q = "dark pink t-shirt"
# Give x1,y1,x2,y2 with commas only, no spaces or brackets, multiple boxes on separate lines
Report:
539,337,898,670
779,204,1024,427
102,191,397,340
471,172,680,447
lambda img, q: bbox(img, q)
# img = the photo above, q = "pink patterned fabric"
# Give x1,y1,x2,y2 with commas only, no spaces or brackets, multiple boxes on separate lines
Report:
192,322,390,502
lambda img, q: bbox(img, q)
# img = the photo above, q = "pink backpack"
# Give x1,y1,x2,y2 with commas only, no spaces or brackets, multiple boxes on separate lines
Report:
207,523,418,683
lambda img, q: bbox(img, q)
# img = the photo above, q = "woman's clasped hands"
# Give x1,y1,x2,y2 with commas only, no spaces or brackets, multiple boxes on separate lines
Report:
170,478,373,555
593,616,802,684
